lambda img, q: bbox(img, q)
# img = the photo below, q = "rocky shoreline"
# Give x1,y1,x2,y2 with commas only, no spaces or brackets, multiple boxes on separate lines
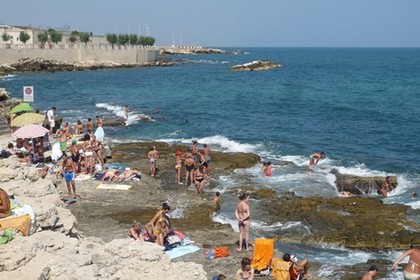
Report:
0,57,174,75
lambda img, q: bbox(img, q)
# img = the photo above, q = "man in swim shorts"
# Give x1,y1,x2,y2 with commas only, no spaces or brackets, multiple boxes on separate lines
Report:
393,247,420,280
47,106,56,134
63,155,77,197
147,146,159,177
309,151,325,166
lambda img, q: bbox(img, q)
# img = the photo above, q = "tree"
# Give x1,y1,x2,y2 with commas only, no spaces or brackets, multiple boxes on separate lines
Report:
129,34,138,45
19,31,30,44
79,32,90,45
106,33,118,48
138,36,155,46
69,31,79,44
37,32,48,48
117,34,129,46
2,32,11,42
48,29,63,44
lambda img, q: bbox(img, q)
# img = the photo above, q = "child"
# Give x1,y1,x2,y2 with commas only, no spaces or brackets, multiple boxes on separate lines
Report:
211,191,223,203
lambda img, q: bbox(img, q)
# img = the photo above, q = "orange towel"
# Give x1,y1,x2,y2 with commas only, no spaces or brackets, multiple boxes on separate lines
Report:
0,214,31,236
252,238,274,271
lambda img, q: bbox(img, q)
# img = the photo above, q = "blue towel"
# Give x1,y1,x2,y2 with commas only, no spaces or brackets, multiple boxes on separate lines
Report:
165,245,200,260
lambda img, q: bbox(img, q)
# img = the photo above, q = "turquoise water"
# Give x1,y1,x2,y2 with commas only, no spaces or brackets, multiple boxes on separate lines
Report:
1,48,419,277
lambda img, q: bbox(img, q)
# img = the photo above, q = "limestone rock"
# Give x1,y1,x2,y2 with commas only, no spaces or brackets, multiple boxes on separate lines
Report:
229,60,280,71
331,169,397,195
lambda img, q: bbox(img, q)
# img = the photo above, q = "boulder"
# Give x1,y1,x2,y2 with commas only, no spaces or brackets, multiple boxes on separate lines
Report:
331,169,397,195
229,60,280,71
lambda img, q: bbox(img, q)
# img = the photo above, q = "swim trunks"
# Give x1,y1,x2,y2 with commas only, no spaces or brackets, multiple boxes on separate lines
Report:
186,164,194,172
265,172,272,176
64,171,74,182
150,158,156,164
60,142,67,152
206,156,211,163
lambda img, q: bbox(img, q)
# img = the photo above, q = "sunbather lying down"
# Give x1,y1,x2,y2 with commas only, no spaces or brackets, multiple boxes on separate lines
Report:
99,168,141,182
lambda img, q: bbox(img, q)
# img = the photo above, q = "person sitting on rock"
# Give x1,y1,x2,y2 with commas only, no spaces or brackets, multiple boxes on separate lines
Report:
380,176,393,198
128,221,153,242
235,257,254,280
283,253,310,280
0,187,11,218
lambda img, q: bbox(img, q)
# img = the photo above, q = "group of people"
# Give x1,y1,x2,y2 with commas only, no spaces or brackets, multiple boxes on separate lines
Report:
128,202,181,249
172,140,211,196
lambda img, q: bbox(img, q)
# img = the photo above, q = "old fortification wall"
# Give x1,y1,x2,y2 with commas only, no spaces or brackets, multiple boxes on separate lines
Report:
0,47,160,64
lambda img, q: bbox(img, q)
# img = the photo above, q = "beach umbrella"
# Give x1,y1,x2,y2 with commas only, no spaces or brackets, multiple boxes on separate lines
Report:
11,113,45,127
12,124,49,139
9,102,33,114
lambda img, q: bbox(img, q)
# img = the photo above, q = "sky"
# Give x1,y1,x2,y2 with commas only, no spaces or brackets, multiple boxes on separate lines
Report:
1,0,420,47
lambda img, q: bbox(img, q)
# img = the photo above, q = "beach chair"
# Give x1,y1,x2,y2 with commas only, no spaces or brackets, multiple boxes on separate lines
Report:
0,214,31,236
252,238,274,276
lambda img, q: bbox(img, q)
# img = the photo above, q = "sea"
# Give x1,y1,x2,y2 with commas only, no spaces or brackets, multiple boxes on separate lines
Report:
1,47,420,278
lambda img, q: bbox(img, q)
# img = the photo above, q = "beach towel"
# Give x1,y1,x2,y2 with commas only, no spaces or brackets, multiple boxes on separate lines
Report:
252,238,274,271
96,183,131,190
75,173,92,181
165,244,200,260
0,214,31,236
94,127,105,141
271,258,292,280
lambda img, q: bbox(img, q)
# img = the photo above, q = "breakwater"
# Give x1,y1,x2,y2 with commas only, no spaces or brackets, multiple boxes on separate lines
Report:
0,46,160,64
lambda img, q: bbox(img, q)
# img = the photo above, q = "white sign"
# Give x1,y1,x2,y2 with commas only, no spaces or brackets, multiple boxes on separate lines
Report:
23,86,34,102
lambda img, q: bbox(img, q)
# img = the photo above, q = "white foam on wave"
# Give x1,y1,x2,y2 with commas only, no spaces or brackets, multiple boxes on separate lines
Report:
196,135,258,153
96,103,126,118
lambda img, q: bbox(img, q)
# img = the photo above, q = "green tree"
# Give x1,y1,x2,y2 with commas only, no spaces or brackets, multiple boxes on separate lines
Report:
48,30,63,44
129,34,138,45
79,32,90,45
106,33,118,48
37,32,48,48
69,31,79,44
117,34,129,46
69,35,77,43
138,36,155,46
19,31,30,44
2,32,11,42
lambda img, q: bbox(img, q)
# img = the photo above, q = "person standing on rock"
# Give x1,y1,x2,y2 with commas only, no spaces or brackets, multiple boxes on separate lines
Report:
62,154,77,198
235,193,251,252
380,176,393,198
393,247,420,280
147,146,159,177
47,106,56,135
362,265,378,280
203,144,211,176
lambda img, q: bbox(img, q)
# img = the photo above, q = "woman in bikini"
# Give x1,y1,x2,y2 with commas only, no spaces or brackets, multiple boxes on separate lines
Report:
235,193,251,252
393,247,420,280
175,151,183,184
82,134,95,174
193,165,206,196
235,257,254,280
146,203,171,246
74,120,84,135
90,135,105,170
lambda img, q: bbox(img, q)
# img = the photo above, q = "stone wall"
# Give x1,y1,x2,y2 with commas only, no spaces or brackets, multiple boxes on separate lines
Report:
0,47,160,64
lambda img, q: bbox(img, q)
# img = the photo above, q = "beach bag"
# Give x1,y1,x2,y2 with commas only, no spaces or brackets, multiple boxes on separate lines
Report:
271,258,291,280
164,231,182,250
214,246,230,259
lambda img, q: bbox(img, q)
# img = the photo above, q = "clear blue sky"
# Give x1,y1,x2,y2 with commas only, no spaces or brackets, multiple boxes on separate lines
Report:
1,0,420,47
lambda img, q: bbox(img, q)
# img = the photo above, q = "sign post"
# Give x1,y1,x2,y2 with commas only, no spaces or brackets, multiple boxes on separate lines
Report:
23,86,34,102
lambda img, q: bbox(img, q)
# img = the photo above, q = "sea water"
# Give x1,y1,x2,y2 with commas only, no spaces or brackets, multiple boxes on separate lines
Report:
2,48,419,277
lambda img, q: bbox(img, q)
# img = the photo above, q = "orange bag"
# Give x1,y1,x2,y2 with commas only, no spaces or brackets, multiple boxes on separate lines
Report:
214,246,230,258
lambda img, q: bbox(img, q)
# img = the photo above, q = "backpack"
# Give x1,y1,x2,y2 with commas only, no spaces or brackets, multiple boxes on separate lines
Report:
271,258,291,280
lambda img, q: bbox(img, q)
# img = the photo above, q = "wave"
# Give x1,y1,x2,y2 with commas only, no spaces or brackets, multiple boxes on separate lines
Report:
96,103,126,119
